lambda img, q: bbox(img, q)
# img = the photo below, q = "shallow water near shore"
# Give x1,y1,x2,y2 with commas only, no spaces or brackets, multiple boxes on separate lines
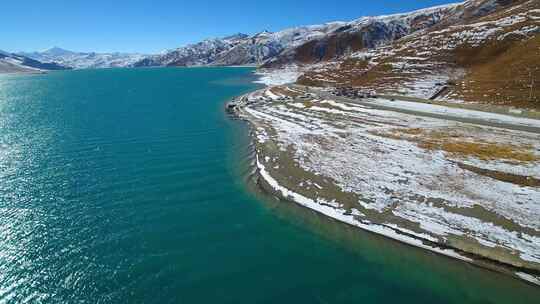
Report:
0,67,538,303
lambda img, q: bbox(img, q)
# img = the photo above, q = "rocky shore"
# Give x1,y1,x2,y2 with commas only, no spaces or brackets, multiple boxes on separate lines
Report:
228,84,540,287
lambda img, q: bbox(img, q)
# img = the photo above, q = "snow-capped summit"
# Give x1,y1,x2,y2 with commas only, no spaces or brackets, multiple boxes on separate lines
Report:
41,46,75,57
223,33,249,41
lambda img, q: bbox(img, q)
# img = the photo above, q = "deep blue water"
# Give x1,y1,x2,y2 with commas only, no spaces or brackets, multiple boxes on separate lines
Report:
0,67,538,303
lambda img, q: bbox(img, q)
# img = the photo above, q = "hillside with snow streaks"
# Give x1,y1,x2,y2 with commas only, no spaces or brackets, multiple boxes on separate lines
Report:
0,50,69,74
134,23,346,67
134,0,526,73
299,0,540,108
231,82,540,285
263,2,466,67
135,1,466,68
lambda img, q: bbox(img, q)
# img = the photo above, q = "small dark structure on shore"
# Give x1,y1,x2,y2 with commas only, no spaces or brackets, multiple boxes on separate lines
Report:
429,85,449,100
331,86,377,99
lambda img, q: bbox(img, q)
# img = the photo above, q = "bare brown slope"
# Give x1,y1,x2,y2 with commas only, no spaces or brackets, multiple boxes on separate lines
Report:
450,35,540,107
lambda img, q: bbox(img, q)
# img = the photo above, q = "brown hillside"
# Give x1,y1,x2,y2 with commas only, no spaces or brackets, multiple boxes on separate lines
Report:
449,33,540,107
298,0,540,109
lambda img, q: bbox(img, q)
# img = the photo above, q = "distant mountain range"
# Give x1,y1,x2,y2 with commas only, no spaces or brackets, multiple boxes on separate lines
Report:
19,47,147,69
0,50,69,74
3,0,538,108
7,0,533,73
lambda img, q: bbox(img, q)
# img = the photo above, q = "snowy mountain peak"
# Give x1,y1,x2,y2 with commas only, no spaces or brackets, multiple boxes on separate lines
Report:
41,47,74,56
134,0,480,69
223,33,249,41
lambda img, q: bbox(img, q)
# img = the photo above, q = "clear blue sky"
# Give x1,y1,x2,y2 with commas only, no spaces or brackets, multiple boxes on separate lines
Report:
1,0,458,54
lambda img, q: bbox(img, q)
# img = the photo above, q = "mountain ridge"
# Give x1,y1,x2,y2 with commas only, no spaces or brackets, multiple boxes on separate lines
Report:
133,2,473,68
132,0,531,72
133,22,347,67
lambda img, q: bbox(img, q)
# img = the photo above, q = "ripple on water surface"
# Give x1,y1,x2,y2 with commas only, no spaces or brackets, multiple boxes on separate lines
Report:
0,68,539,303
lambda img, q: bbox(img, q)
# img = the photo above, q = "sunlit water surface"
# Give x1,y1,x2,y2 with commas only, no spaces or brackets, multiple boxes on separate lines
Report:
0,68,539,303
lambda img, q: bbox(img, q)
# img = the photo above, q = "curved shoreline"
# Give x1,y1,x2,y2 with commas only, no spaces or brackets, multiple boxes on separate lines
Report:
227,88,540,287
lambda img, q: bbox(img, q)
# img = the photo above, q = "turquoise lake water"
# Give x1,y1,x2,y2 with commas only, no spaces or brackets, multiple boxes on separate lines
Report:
0,67,539,303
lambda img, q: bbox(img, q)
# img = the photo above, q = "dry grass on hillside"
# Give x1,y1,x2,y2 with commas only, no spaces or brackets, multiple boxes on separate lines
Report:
298,58,410,88
380,128,539,162
448,35,540,108
298,1,540,109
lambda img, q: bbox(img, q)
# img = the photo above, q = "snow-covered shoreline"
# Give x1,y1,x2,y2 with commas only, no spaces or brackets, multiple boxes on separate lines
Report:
251,135,540,287
230,83,540,287
255,154,474,263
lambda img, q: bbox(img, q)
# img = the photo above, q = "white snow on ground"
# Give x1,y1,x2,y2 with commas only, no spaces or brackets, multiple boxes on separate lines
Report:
497,25,540,40
393,202,540,263
516,272,540,285
243,94,540,267
427,8,538,48
254,66,302,86
2,57,42,72
289,103,307,109
396,75,450,98
462,159,540,179
255,155,474,262
264,89,281,100
369,98,540,129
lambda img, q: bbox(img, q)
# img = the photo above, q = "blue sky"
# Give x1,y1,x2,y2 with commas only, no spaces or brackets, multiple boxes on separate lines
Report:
1,0,458,54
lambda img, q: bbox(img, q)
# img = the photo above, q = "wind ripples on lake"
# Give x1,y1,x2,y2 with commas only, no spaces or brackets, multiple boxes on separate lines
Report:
1,69,539,303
